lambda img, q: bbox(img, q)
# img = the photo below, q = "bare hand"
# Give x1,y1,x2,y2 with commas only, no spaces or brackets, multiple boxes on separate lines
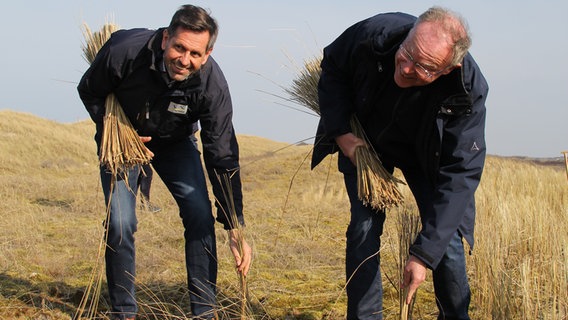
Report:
335,133,366,165
228,229,252,276
402,255,427,304
139,136,154,157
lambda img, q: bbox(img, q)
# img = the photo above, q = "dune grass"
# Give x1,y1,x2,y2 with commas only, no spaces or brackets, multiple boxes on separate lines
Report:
0,110,567,319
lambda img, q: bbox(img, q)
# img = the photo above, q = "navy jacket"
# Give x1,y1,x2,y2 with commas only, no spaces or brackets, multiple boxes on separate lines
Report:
77,28,243,229
312,12,489,269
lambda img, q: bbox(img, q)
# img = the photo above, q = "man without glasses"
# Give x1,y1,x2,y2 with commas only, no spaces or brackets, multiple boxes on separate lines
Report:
78,4,252,320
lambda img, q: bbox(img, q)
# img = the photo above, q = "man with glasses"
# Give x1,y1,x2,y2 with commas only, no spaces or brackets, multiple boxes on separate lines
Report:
312,6,488,319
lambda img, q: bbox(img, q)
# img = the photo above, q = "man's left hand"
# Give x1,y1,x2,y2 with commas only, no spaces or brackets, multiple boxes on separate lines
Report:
139,136,154,157
228,229,252,276
402,255,427,304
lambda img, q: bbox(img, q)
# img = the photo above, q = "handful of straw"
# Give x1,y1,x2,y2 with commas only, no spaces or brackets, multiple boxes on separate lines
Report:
81,22,153,177
286,56,404,210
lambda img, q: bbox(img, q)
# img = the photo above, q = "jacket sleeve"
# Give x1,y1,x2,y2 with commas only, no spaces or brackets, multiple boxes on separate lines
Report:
410,57,489,269
199,61,244,230
317,21,368,140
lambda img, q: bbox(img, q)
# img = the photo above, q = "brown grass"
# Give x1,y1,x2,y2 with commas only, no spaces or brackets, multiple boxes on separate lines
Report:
0,110,567,319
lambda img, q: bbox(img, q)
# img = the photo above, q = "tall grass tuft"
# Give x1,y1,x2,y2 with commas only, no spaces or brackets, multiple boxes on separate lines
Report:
286,55,404,210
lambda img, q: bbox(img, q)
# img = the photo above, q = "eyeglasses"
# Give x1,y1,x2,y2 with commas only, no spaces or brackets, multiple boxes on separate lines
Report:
398,45,446,79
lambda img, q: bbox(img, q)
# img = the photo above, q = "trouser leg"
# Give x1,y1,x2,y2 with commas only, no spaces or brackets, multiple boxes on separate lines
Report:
433,231,471,320
138,164,153,201
152,138,217,318
343,171,386,320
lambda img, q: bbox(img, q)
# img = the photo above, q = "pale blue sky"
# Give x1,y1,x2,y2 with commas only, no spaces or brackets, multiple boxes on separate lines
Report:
1,1,566,158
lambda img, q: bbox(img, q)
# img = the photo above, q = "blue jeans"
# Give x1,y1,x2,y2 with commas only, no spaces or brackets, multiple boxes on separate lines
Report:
100,137,217,319
341,162,471,320
433,233,471,320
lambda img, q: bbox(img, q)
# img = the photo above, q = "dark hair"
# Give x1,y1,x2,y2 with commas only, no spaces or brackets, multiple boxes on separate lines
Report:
167,4,218,51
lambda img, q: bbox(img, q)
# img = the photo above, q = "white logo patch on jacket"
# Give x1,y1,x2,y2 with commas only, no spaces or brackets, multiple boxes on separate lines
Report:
168,102,188,115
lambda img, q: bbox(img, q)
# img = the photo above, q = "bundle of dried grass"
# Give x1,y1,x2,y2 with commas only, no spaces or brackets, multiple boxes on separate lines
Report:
351,117,404,210
287,56,404,210
76,21,152,319
81,22,152,177
98,93,153,176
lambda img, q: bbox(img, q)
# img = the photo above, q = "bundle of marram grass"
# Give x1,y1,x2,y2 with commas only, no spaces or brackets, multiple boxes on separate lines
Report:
351,116,404,210
81,22,153,178
75,21,153,319
286,56,404,210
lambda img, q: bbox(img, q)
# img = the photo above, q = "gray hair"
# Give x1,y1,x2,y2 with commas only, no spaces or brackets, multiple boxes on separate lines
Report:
416,6,471,66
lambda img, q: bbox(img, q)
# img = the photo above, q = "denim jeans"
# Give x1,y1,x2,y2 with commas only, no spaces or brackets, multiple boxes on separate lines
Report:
342,162,471,320
100,137,217,319
433,232,471,320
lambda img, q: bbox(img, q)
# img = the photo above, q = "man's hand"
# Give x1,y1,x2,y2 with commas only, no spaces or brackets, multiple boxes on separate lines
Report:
228,229,252,276
139,136,154,157
335,133,366,165
402,255,427,305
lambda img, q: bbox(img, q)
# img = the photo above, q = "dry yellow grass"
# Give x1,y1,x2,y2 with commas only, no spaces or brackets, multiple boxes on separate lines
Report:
0,110,566,319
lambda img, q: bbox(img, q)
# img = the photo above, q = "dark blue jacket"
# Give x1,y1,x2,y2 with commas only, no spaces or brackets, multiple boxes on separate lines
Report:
312,12,489,269
77,28,243,229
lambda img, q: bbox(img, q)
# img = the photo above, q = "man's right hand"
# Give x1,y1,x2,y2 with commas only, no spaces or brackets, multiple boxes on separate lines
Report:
335,132,366,165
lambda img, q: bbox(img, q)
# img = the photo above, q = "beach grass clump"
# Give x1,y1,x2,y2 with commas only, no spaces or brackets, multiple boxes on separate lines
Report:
286,55,404,210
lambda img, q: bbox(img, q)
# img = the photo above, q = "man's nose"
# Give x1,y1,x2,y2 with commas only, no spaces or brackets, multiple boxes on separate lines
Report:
179,52,192,67
400,60,416,75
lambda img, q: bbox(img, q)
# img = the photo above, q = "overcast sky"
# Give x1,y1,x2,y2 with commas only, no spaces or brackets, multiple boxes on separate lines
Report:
1,1,566,158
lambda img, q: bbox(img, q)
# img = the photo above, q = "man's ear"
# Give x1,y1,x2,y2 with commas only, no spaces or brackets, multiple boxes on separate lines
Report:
202,48,213,65
161,29,169,50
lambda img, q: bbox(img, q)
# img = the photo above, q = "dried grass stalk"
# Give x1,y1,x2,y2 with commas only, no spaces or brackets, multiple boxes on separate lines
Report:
562,151,568,181
396,210,421,319
287,56,404,210
215,170,251,320
81,22,152,177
